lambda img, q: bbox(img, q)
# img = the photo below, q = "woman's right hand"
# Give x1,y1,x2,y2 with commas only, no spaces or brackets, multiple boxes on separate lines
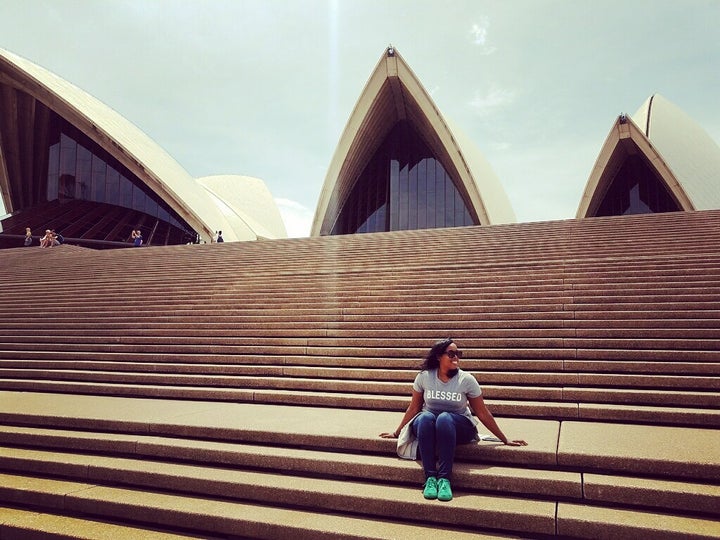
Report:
504,439,528,446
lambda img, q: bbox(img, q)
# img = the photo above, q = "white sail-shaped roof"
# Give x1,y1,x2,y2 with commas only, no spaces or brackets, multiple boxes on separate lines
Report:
577,94,720,217
632,94,720,210
0,48,286,242
197,175,287,239
311,47,514,236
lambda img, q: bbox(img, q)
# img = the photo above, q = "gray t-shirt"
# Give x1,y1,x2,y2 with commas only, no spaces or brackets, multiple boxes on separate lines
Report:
413,368,482,424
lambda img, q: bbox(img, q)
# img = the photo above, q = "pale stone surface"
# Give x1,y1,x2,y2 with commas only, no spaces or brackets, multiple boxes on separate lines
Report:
584,473,720,515
0,472,94,509
0,390,208,432
64,483,531,539
0,424,141,454
0,446,92,478
0,444,559,535
558,421,720,479
0,425,580,499
455,465,582,498
557,502,720,539
0,505,203,539
578,402,720,427
0,391,557,466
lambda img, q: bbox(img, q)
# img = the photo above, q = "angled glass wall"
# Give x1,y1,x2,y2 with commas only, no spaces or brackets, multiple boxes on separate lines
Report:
594,154,681,217
40,112,196,244
330,121,474,235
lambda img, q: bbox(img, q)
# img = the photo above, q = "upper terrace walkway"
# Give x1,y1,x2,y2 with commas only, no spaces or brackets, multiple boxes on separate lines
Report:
0,210,718,538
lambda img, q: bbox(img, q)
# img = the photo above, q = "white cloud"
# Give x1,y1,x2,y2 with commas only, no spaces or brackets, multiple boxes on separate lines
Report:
490,142,511,152
470,19,496,55
275,198,314,238
469,86,516,117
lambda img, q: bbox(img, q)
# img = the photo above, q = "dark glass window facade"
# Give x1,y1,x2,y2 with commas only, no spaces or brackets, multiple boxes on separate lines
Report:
330,121,475,235
595,153,680,217
44,113,195,243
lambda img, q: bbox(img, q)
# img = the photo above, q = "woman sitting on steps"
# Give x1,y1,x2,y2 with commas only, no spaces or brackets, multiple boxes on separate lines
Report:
380,338,527,501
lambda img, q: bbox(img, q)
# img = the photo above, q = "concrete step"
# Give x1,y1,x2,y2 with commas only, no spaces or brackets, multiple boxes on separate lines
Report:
4,285,720,302
4,284,719,308
4,341,720,364
0,424,717,517
1,391,718,480
0,450,710,538
556,503,720,539
2,361,719,394
0,411,717,537
4,286,719,308
0,378,717,426
4,325,720,339
0,506,214,539
5,321,720,338
0,367,717,402
4,308,717,322
0,472,526,539
2,209,719,536
0,425,576,499
0,449,563,535
0,379,570,418
0,352,567,370
3,335,720,352
2,361,717,388
1,253,717,274
4,324,720,338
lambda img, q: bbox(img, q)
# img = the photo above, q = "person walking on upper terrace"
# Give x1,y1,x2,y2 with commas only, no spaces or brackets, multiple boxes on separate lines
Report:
380,338,527,502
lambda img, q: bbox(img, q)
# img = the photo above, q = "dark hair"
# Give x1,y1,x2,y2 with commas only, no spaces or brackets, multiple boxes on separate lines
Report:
419,338,454,372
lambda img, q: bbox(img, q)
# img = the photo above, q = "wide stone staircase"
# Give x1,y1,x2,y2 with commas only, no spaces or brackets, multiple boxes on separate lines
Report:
0,210,718,538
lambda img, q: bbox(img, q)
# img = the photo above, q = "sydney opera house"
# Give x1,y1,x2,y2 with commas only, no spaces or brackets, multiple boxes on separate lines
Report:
1,46,719,249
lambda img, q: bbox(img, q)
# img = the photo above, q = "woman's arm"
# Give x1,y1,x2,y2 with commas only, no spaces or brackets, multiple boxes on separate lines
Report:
468,394,527,446
379,390,424,438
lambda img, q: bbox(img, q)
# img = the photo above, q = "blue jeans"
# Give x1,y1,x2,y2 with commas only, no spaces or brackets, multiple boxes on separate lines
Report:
412,411,476,480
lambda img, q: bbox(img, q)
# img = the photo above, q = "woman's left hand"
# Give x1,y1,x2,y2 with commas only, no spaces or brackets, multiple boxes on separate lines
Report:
379,432,397,438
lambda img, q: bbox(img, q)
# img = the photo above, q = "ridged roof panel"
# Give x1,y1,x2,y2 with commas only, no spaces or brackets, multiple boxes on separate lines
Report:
632,94,720,211
196,175,288,239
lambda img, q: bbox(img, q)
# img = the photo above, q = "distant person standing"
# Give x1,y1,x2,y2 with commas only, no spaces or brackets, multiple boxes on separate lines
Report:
216,230,224,243
132,229,143,247
24,227,33,247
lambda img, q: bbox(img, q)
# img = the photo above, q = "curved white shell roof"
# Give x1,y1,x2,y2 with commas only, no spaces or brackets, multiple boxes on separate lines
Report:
0,48,286,242
632,94,720,211
311,47,514,236
577,94,720,217
196,175,287,239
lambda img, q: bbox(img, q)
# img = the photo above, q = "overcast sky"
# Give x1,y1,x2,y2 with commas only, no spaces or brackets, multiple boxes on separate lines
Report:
1,0,718,237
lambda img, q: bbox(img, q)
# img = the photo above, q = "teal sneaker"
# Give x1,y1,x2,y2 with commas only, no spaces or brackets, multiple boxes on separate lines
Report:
437,478,453,501
422,476,438,499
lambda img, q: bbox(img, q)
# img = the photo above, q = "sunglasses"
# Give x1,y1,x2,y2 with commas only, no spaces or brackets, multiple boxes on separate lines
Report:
445,350,462,359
